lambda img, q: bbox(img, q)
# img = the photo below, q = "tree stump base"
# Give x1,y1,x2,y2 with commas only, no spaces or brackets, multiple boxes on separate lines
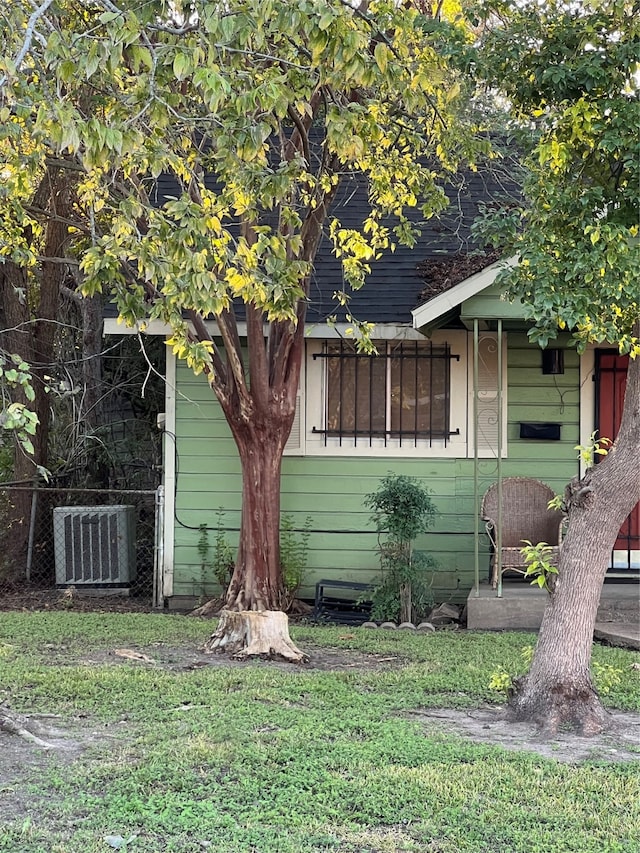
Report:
204,610,308,662
507,677,613,736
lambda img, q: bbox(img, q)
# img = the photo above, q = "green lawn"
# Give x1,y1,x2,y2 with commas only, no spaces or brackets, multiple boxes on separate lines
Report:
0,612,638,853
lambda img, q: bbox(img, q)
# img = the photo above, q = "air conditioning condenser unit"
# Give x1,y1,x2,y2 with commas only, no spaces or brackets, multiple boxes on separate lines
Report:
53,505,136,587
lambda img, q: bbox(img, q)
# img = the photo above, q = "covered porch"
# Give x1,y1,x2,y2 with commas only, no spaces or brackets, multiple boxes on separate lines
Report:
462,315,639,634
412,266,639,635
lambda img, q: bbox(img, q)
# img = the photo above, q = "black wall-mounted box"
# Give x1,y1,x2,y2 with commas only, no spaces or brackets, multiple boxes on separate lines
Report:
519,422,562,441
542,348,565,374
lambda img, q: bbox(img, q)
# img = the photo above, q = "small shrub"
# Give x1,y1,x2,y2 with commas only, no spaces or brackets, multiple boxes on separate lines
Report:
489,645,534,697
592,661,623,695
212,508,235,587
364,473,438,623
196,510,235,599
489,668,513,696
280,513,312,610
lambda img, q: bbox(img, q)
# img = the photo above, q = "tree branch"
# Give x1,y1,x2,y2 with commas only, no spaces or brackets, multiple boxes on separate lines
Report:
286,104,311,166
43,156,85,173
217,307,251,417
300,154,340,267
25,207,91,234
269,319,296,392
35,256,79,265
241,220,270,406
0,0,55,91
246,302,270,407
183,309,227,389
60,283,82,305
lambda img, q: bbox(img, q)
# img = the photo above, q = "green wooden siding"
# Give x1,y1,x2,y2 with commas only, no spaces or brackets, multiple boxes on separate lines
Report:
460,281,526,322
170,332,580,603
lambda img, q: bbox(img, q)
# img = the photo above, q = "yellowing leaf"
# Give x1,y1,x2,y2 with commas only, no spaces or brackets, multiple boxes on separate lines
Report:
374,42,389,74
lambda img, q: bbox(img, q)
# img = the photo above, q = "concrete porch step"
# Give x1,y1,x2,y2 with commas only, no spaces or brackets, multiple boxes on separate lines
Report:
594,623,640,650
466,582,639,633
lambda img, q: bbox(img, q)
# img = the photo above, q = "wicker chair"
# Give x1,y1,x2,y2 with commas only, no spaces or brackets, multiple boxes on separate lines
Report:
481,477,565,588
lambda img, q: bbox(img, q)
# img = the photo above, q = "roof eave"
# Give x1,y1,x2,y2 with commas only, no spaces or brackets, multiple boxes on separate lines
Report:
411,255,519,330
103,316,425,341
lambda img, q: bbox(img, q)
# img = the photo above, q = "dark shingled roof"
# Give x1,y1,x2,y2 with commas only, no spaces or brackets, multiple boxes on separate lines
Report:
106,164,519,326
308,168,514,325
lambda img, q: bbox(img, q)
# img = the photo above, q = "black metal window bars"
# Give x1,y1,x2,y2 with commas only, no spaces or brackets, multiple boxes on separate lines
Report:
313,340,460,447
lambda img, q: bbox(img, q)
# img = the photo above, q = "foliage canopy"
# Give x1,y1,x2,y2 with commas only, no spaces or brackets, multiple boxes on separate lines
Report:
2,0,485,379
473,0,639,353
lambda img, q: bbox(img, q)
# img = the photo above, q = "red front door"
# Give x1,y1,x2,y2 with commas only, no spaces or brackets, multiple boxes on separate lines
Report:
595,351,640,572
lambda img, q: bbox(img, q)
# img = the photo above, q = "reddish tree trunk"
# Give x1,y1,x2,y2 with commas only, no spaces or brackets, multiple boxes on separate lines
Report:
202,381,306,660
227,427,285,612
508,348,640,734
194,159,333,660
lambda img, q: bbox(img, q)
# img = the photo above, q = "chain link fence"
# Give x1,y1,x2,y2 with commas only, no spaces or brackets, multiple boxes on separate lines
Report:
0,485,162,611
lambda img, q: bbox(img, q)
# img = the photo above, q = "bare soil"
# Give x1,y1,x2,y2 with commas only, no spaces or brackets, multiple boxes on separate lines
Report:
2,644,638,798
408,706,640,764
0,714,120,823
35,640,408,672
0,587,155,613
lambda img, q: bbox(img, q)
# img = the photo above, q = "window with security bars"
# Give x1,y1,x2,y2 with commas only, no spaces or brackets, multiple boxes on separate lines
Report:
314,340,459,447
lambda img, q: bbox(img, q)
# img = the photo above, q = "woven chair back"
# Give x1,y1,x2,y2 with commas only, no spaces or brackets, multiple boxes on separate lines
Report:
481,477,564,547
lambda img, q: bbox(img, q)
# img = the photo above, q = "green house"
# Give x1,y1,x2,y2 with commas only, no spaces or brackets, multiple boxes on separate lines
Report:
104,177,638,615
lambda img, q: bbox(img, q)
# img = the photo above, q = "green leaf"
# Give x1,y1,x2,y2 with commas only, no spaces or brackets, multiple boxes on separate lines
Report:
374,42,389,74
98,11,121,24
58,60,75,83
20,437,34,454
173,52,191,81
318,9,335,31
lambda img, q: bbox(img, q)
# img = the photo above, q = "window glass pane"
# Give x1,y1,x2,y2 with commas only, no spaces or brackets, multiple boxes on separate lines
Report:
327,344,352,432
364,356,386,433
326,344,385,435
326,342,448,439
390,343,448,435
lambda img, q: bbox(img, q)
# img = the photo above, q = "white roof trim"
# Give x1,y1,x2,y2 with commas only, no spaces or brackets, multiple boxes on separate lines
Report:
103,316,424,341
103,318,175,336
305,323,424,341
103,317,252,337
411,255,518,329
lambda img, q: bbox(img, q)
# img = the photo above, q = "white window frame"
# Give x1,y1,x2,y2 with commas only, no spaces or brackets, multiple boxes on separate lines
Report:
303,329,470,458
283,356,306,456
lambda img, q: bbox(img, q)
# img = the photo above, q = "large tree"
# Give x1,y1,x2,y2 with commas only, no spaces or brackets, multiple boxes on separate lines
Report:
0,0,127,581
2,0,484,657
0,127,77,569
474,0,639,733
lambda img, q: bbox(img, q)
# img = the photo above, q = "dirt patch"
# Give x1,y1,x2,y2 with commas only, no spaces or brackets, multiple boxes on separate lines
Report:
47,642,407,673
408,706,640,763
0,714,118,823
0,588,154,613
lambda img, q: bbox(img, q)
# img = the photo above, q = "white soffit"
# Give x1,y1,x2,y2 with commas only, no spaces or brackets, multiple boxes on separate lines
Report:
411,255,518,330
103,316,422,340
